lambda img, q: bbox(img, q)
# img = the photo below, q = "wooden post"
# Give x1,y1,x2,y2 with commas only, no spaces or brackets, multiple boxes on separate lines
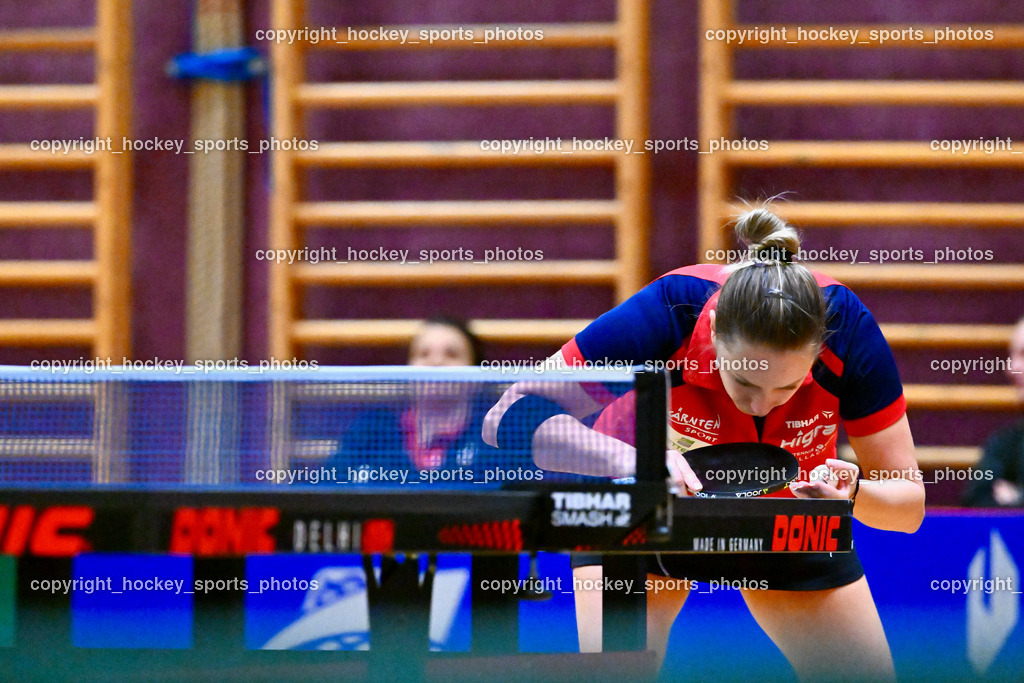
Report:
268,0,303,359
615,0,651,301
94,0,133,359
185,0,246,361
697,0,734,259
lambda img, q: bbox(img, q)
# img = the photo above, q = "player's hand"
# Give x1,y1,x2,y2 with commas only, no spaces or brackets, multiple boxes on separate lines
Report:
789,458,860,500
666,449,703,497
992,478,1024,506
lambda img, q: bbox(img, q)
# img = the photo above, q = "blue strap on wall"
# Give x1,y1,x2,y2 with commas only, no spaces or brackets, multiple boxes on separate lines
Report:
167,47,265,82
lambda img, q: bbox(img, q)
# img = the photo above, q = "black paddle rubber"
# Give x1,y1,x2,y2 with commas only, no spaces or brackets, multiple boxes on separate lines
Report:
683,442,800,498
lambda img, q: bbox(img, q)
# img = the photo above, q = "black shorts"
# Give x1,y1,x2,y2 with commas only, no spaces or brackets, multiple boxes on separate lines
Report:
570,549,864,592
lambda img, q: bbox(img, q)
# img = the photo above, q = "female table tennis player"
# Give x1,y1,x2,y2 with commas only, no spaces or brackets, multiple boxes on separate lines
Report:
483,205,924,681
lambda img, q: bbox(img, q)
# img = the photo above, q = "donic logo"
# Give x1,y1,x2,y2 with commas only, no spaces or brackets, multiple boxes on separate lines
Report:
966,529,1020,674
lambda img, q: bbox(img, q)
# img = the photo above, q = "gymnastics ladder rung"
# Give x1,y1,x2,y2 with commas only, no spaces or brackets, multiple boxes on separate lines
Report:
725,25,1024,50
293,200,620,226
0,319,96,345
294,141,619,167
903,385,1019,411
0,144,97,169
0,84,99,109
723,80,1024,107
803,264,1024,289
723,201,1024,227
0,260,97,286
313,23,619,50
293,261,620,286
292,319,593,347
0,201,97,227
0,28,96,51
718,141,1024,168
295,80,620,108
879,324,1016,349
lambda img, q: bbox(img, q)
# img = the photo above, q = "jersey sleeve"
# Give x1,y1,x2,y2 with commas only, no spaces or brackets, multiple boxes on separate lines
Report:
563,271,717,366
823,285,907,437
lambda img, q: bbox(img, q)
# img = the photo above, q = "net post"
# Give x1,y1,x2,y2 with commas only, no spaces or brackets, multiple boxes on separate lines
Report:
470,554,521,655
602,554,648,652
633,369,669,482
601,369,668,652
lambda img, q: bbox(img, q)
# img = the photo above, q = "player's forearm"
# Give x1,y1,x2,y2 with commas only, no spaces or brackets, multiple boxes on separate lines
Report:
531,414,635,478
846,416,925,533
482,381,606,447
852,478,925,533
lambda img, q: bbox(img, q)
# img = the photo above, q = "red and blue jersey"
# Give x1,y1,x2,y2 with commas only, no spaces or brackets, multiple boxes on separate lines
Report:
560,264,906,496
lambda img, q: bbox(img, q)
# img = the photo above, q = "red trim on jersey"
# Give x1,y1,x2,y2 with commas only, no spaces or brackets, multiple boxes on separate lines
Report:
810,270,844,288
818,345,844,376
844,394,907,437
560,338,585,366
681,293,723,391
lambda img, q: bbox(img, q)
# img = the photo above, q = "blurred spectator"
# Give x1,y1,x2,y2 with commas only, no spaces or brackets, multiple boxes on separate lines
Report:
330,317,535,484
407,315,484,368
963,316,1024,507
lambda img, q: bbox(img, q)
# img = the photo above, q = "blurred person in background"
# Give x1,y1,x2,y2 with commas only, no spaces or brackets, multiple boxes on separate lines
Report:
963,315,1024,507
331,316,536,484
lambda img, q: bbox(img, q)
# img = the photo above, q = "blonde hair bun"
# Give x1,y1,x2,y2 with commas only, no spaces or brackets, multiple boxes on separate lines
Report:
734,207,801,261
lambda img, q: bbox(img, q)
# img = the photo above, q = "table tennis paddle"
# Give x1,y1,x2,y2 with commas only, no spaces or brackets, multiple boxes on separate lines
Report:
682,442,800,498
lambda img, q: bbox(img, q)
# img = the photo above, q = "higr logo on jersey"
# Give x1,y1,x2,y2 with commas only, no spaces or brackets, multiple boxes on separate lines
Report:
669,409,720,440
780,410,837,456
550,491,631,528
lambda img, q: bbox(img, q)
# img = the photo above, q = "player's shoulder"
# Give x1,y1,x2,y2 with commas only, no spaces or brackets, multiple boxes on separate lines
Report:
810,269,858,305
655,263,730,285
646,264,728,306
813,270,874,329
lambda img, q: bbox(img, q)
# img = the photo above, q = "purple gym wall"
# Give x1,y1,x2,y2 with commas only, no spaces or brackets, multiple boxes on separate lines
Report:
2,1,1023,501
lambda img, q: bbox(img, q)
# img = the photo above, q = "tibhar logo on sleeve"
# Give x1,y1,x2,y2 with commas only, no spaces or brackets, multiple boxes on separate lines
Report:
550,492,631,528
967,529,1020,674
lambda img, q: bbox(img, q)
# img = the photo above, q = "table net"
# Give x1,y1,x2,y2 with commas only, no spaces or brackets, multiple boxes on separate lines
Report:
0,366,654,489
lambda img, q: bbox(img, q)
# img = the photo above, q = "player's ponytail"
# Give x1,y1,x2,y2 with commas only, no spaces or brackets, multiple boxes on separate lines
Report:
715,205,827,351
